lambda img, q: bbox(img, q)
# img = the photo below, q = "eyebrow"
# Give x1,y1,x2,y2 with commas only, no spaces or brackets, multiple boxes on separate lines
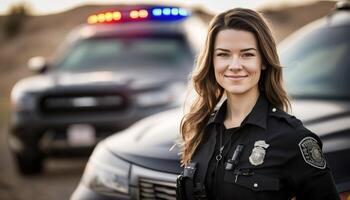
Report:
215,48,257,52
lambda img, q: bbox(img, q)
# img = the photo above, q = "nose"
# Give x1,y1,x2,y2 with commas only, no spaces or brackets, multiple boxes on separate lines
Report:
228,56,243,70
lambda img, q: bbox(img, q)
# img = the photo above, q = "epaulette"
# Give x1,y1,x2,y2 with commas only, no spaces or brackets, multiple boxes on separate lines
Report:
269,107,303,128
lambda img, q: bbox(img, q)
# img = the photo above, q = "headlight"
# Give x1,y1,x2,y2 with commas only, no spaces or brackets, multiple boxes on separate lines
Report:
11,93,36,112
81,144,130,195
135,82,185,107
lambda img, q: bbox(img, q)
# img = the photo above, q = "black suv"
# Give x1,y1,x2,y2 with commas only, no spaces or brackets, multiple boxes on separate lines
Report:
71,2,350,200
8,5,206,175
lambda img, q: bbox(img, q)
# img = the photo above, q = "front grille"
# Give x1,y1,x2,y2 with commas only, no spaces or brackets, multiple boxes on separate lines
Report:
40,94,128,114
139,178,177,200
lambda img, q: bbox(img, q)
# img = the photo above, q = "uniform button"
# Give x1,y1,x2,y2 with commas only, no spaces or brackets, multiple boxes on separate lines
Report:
253,183,258,188
272,108,277,112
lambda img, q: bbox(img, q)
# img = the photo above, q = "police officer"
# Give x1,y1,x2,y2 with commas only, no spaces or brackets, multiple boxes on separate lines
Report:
177,8,340,200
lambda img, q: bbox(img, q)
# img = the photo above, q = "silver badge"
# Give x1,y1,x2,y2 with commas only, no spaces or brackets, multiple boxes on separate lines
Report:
249,140,270,166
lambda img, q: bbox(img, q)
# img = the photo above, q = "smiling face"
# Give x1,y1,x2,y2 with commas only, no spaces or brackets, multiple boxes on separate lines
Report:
213,29,264,97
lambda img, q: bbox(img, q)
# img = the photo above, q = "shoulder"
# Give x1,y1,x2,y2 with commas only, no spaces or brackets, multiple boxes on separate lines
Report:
266,108,327,169
267,106,323,150
267,107,317,140
268,107,304,131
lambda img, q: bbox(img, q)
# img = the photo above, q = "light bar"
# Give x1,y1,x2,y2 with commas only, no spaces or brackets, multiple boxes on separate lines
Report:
87,7,189,25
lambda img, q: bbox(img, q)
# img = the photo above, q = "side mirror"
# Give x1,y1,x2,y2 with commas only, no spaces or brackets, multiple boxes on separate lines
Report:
27,56,48,73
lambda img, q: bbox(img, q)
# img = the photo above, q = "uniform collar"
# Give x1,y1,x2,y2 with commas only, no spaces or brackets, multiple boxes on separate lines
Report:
207,93,269,130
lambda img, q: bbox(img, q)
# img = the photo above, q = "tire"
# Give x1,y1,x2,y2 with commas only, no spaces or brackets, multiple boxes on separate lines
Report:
14,152,44,175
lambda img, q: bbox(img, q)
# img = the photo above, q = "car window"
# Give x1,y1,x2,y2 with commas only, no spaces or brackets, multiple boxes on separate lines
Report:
280,26,350,99
54,35,193,71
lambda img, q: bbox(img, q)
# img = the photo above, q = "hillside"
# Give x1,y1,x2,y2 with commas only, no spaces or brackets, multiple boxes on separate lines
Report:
0,1,336,124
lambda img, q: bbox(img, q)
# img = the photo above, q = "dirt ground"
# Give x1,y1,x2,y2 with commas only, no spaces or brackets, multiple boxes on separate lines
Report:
0,126,87,200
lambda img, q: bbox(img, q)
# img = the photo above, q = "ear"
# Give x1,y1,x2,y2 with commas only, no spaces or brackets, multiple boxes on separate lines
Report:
261,65,266,70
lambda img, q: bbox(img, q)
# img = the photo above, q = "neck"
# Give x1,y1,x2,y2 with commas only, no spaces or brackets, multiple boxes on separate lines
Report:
224,88,260,128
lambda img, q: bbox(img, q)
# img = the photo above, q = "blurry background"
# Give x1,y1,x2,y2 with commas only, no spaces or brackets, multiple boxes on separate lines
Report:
0,0,337,199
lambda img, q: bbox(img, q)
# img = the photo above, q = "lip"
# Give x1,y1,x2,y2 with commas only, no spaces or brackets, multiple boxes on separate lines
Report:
224,75,248,80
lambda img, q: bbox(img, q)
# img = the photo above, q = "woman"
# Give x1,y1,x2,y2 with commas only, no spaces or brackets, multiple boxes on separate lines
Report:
177,8,339,200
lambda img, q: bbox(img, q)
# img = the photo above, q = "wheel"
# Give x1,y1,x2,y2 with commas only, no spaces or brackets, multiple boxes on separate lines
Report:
14,152,44,175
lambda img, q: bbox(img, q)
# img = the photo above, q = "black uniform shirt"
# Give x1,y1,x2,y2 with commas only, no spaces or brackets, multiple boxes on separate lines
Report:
205,126,240,199
185,94,340,200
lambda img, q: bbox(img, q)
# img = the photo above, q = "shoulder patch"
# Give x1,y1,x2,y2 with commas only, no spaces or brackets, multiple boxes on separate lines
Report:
298,137,326,169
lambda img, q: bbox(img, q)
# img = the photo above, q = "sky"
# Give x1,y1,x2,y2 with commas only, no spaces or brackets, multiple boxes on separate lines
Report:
0,0,320,15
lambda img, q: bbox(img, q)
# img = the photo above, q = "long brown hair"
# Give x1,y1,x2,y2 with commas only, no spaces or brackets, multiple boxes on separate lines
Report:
180,8,290,165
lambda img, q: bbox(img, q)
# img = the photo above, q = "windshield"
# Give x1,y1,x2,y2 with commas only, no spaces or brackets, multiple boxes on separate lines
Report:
280,26,350,99
54,35,193,71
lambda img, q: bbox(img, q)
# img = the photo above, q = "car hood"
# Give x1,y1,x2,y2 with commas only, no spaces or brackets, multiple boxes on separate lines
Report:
104,109,183,174
291,99,350,137
291,99,350,152
103,99,350,175
12,67,188,95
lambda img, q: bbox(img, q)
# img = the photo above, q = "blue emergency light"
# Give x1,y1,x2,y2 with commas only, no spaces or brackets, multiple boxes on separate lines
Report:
151,7,189,18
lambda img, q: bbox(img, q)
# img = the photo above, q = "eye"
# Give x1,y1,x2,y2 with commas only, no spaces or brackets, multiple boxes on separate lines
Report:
216,52,229,57
242,53,255,58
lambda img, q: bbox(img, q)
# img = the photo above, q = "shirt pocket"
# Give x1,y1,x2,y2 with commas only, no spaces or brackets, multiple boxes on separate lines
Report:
224,169,280,191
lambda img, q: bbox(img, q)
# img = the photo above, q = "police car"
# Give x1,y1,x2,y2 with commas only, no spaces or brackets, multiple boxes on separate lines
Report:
8,5,206,175
71,2,350,199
